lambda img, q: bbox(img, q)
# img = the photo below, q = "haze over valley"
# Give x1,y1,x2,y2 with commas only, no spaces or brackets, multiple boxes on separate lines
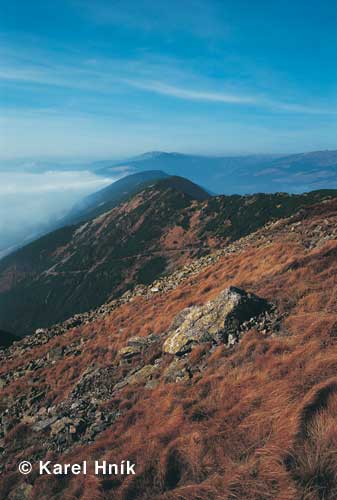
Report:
0,168,114,258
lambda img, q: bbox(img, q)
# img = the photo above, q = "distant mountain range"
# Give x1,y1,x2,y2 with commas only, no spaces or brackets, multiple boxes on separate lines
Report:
1,149,337,262
1,169,336,337
4,149,337,195
91,149,337,194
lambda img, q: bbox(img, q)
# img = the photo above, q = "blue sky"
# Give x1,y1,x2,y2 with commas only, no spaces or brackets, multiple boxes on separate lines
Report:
1,0,337,159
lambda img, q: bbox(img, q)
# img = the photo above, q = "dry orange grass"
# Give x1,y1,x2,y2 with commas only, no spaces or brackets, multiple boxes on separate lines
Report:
2,204,337,499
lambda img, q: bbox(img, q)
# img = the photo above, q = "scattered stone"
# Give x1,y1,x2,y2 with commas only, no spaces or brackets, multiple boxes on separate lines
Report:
32,416,58,432
21,415,36,425
127,364,159,385
118,334,160,361
51,417,72,435
127,336,149,347
118,345,141,359
163,359,191,383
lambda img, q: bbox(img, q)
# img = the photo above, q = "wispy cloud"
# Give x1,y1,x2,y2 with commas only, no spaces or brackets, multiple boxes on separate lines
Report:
266,101,336,115
1,57,334,116
0,64,116,93
1,41,336,161
123,79,255,104
124,78,337,115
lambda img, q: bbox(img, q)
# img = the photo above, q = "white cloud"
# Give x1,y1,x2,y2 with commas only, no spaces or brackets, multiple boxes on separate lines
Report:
0,170,111,194
0,170,114,254
123,79,255,104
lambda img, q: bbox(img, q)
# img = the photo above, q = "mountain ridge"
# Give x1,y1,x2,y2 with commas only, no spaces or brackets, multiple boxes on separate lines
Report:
2,149,337,261
0,174,336,336
59,170,172,226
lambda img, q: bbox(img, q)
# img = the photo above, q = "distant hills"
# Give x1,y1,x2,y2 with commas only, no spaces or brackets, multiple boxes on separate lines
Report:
0,169,336,336
92,150,337,194
2,149,337,260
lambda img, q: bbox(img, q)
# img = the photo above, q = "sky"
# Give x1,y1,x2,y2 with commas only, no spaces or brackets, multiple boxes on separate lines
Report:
1,0,337,160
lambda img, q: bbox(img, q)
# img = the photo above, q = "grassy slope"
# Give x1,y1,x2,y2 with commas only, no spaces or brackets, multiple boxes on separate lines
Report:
1,199,337,499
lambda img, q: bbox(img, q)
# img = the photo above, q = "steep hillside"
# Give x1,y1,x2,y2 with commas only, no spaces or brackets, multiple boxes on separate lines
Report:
59,170,171,226
0,185,336,336
0,329,19,348
1,198,337,499
0,170,169,261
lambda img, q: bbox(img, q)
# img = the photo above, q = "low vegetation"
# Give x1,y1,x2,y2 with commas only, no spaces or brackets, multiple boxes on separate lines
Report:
1,197,337,499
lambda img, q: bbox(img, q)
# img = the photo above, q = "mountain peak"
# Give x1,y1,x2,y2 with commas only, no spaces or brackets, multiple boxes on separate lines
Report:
153,175,210,201
131,151,169,161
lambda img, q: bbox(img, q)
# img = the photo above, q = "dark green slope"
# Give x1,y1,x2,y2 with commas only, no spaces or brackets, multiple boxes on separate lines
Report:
59,170,170,226
0,329,20,348
154,176,210,201
200,190,337,240
0,176,209,335
0,183,336,336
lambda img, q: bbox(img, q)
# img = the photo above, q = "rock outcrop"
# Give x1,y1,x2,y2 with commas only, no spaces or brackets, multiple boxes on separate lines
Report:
163,287,273,355
0,286,276,463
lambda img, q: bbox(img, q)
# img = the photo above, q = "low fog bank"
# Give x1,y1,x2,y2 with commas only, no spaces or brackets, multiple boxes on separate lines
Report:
0,170,115,258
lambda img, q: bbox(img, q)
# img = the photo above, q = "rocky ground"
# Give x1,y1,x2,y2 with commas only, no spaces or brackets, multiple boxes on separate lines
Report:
1,198,337,499
0,286,279,465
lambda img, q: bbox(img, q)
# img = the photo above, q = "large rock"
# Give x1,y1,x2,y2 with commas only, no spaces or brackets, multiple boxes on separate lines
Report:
163,286,271,355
